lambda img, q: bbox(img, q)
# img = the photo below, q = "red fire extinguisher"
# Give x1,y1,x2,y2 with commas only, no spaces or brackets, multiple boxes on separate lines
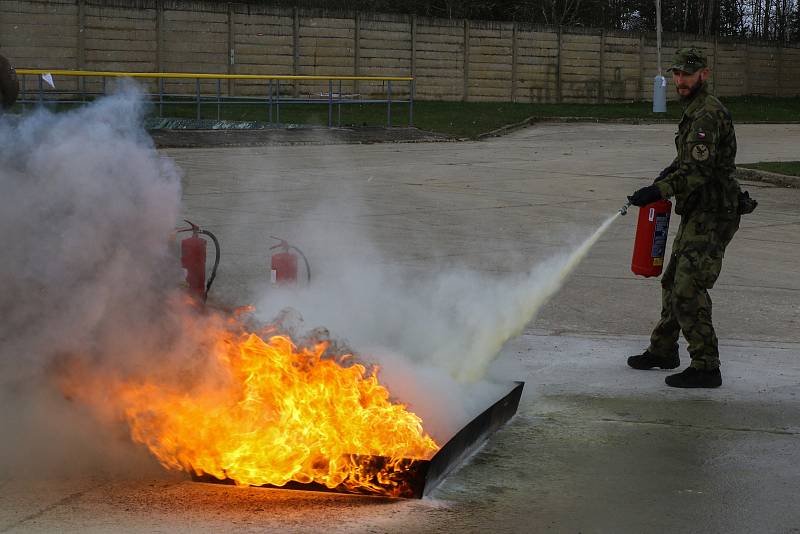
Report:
178,220,220,302
630,199,672,277
269,237,310,286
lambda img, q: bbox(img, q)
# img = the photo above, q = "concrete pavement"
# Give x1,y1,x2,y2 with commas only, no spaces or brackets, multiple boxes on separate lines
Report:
2,122,798,533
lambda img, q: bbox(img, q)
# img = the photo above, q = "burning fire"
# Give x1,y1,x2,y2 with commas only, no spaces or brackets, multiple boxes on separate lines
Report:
57,315,439,496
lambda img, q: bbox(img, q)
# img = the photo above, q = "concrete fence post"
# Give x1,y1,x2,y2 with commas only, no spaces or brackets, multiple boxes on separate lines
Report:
463,19,469,102
292,6,299,97
711,36,718,92
776,43,783,97
638,34,645,102
77,0,85,70
744,42,751,95
599,29,606,104
354,11,360,97
556,26,563,103
511,21,518,103
156,0,164,73
410,14,416,78
76,0,85,97
227,2,234,97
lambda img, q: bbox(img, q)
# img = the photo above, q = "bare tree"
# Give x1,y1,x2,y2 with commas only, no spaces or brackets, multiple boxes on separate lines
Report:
243,0,797,41
538,0,585,25
704,0,715,34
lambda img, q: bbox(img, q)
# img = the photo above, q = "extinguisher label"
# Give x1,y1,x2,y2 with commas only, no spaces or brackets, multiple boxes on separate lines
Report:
270,269,277,284
648,208,655,222
651,212,671,264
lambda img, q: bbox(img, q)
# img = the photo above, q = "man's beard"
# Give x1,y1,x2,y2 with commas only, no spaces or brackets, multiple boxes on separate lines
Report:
676,78,704,102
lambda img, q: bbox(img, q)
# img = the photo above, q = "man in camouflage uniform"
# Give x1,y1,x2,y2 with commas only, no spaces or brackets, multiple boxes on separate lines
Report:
626,48,755,388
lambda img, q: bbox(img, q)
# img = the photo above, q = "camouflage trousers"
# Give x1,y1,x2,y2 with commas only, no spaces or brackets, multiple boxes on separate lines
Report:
647,212,740,370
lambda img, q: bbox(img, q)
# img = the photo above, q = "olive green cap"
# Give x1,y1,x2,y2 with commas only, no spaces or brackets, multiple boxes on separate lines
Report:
667,47,707,74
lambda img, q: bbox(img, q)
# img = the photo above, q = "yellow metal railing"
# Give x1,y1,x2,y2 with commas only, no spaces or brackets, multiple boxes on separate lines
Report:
16,69,414,82
14,69,416,127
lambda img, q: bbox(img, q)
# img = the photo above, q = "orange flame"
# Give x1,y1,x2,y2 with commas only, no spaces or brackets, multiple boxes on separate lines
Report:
59,322,439,496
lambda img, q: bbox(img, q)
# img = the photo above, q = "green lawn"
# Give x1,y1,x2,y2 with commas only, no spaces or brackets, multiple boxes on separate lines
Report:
738,161,800,176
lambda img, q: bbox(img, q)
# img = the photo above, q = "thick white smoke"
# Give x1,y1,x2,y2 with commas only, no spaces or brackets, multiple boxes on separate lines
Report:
251,168,618,437
0,82,190,477
255,221,614,381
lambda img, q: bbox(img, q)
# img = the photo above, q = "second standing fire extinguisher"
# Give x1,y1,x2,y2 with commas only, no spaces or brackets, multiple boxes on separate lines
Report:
631,199,672,277
178,220,220,302
269,237,311,286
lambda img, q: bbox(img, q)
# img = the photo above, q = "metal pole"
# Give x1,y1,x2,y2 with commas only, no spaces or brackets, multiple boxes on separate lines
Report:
159,77,164,117
195,78,201,120
386,80,392,128
38,74,43,106
338,79,342,127
652,0,667,113
656,0,662,73
409,79,414,127
276,79,280,124
216,78,221,121
268,79,273,124
20,74,26,111
328,79,333,127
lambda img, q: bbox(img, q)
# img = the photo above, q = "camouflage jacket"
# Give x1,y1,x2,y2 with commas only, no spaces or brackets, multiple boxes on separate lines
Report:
655,83,741,216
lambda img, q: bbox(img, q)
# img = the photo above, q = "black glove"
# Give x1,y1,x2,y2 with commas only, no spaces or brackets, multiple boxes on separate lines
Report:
738,190,758,214
654,164,677,183
628,185,662,207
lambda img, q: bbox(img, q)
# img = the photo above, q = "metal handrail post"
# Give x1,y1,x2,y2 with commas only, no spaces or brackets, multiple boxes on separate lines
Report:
387,80,392,128
328,79,333,127
216,78,221,120
21,74,26,111
409,79,415,127
38,74,43,106
268,79,273,124
102,76,106,96
159,78,164,117
276,79,280,124
195,78,201,120
338,79,342,127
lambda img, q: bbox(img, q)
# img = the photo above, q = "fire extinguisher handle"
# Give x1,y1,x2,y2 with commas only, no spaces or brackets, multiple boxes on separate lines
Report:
269,236,290,251
182,219,201,233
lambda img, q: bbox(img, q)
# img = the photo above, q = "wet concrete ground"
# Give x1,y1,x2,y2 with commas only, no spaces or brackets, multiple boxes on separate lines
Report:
2,122,799,533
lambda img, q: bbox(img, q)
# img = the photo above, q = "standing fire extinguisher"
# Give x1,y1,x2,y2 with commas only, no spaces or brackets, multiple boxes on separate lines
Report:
629,199,672,277
178,220,220,302
269,237,311,286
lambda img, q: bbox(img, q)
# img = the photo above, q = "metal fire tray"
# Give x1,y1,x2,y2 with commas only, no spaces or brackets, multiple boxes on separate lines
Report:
191,381,524,498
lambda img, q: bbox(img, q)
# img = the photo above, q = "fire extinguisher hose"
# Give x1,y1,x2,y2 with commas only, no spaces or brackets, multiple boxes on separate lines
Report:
200,229,220,302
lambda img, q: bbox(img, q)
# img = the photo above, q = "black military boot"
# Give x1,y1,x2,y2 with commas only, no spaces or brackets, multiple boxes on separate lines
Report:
665,367,722,388
627,350,680,370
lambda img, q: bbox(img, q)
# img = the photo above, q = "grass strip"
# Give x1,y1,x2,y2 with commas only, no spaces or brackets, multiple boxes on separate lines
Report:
738,161,800,177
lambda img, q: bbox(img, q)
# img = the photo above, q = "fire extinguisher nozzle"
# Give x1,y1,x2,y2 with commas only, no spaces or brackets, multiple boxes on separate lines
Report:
619,200,631,216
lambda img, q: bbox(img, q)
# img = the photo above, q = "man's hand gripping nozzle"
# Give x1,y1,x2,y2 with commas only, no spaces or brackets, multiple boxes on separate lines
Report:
619,200,632,216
